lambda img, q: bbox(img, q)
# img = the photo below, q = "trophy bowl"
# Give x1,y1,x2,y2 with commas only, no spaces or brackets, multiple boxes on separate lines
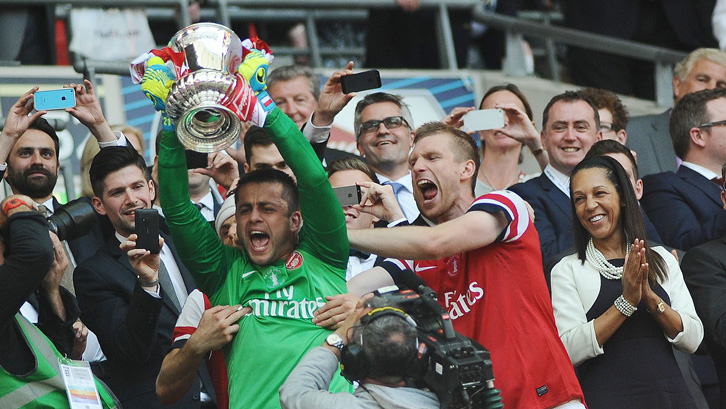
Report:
166,69,241,153
166,23,244,152
169,23,243,74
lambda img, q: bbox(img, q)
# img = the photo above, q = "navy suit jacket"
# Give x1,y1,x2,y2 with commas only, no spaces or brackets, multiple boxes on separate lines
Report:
641,166,726,251
682,236,726,408
74,232,205,409
509,174,573,264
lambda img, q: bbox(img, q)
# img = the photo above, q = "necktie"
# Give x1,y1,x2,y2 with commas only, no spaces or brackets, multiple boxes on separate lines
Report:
157,260,182,313
194,203,204,211
38,205,77,295
382,181,406,217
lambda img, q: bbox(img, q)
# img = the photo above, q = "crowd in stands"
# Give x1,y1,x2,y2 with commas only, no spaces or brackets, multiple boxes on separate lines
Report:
8,2,726,409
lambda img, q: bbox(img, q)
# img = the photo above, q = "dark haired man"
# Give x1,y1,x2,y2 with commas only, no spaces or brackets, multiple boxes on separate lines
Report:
74,146,210,409
155,80,352,408
243,125,295,181
510,91,602,263
682,162,726,409
280,296,440,408
641,87,726,251
354,92,419,222
579,88,629,144
346,122,585,409
1,83,128,362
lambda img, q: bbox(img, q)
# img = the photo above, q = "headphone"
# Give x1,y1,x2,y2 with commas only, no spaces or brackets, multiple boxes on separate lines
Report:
340,306,427,383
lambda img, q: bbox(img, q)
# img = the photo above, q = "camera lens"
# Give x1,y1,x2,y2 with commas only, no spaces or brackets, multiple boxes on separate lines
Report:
47,199,97,241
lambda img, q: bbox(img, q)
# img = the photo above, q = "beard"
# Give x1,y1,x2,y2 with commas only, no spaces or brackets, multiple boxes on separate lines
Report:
6,165,58,200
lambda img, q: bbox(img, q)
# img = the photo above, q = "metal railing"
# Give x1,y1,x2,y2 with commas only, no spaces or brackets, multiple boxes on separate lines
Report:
0,1,689,105
209,0,481,69
472,9,688,106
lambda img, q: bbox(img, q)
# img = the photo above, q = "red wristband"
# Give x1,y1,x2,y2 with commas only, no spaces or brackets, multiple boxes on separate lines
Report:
2,198,31,215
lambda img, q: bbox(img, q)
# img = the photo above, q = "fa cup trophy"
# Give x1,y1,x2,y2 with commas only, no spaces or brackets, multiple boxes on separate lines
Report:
131,23,274,152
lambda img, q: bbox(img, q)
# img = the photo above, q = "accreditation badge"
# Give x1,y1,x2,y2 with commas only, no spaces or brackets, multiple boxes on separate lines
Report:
58,358,103,409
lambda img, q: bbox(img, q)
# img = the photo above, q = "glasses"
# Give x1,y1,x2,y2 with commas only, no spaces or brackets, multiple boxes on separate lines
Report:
600,122,619,132
698,119,726,128
358,116,410,136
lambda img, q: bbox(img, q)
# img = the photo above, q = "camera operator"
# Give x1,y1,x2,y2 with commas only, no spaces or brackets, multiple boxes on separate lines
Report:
280,296,440,409
0,194,118,408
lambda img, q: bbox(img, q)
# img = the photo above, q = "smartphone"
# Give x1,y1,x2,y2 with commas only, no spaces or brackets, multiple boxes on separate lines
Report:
333,185,362,207
34,89,76,111
185,150,209,170
461,109,505,132
341,70,382,94
135,209,160,254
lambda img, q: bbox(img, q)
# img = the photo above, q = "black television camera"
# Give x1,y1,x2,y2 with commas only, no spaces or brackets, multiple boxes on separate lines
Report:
46,199,97,241
375,272,504,409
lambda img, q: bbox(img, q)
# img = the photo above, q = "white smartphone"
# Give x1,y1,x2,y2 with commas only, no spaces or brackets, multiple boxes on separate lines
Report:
461,108,505,132
34,89,76,111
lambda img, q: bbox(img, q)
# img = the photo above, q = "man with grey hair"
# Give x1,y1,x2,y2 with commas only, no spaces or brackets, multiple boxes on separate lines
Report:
354,92,419,222
267,64,359,164
627,48,726,177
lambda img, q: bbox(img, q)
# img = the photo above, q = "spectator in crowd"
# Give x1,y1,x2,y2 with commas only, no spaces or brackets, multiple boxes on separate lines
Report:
74,146,211,409
627,48,726,177
327,157,405,281
445,83,546,196
580,88,629,144
280,296,440,409
1,81,126,362
0,194,120,408
354,92,419,222
81,124,145,197
242,126,295,181
551,155,702,409
564,0,715,101
153,69,353,408
345,122,585,409
509,91,602,263
267,63,358,165
681,162,726,409
584,140,662,244
641,87,726,251
214,194,239,248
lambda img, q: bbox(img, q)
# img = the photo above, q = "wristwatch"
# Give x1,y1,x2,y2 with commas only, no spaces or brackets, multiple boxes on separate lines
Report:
649,298,667,315
2,198,31,215
325,333,345,351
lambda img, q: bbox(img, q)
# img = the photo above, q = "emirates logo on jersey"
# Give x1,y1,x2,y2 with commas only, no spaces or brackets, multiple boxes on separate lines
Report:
286,251,304,270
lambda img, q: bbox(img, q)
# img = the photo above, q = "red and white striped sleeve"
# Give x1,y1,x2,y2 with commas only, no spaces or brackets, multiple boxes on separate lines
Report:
469,190,531,243
171,289,209,347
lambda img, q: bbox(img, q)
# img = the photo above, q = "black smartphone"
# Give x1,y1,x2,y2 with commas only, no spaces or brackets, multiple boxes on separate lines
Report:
135,209,160,254
333,185,362,207
185,150,209,170
341,70,382,94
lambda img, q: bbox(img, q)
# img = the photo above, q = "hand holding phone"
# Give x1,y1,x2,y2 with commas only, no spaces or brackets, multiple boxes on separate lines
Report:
333,185,362,207
461,109,505,133
34,89,76,111
135,209,161,254
341,70,382,94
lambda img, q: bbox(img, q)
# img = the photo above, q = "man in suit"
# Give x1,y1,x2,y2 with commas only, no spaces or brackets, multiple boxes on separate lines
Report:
626,48,726,177
681,162,726,409
267,63,359,165
354,92,419,222
641,87,726,252
509,91,602,263
74,146,212,409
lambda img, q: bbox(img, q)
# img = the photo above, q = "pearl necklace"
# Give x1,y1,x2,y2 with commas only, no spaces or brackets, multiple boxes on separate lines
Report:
585,238,630,280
